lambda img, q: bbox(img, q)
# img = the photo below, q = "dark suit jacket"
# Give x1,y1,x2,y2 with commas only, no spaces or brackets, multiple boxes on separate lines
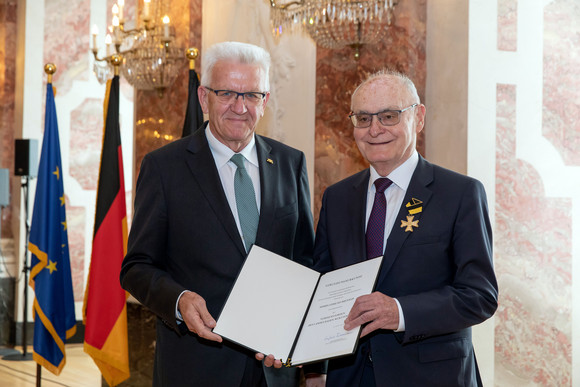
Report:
313,156,498,387
120,126,314,386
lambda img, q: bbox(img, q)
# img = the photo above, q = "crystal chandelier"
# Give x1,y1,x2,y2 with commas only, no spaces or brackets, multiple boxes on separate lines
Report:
269,0,399,59
91,0,185,97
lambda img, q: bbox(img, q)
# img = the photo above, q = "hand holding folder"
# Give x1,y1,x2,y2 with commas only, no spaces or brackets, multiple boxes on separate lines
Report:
213,246,383,366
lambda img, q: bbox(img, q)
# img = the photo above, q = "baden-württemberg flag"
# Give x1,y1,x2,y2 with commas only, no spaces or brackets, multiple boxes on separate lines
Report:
181,67,204,137
28,82,76,375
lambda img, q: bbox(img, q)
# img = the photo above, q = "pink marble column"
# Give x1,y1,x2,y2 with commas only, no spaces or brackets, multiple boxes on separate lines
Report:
313,1,426,222
0,0,18,240
134,0,202,183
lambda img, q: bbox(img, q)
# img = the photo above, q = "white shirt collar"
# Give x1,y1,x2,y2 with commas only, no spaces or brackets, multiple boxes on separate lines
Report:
368,151,419,191
205,124,259,168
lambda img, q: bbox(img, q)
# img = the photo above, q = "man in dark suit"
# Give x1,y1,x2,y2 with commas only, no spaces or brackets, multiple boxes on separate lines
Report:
311,70,498,387
120,41,314,386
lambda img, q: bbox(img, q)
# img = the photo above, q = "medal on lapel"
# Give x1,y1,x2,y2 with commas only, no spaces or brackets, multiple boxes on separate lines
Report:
401,198,422,232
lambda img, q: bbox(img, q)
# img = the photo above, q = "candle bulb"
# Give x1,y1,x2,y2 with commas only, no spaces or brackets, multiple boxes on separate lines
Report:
118,0,124,23
91,24,99,51
143,0,150,19
105,33,112,56
163,15,170,40
112,15,120,44
112,3,119,16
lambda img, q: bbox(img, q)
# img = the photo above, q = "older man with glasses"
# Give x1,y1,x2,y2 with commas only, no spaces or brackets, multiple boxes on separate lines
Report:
310,69,498,387
121,41,319,387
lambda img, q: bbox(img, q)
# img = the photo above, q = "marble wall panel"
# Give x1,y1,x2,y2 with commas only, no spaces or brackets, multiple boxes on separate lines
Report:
69,98,103,190
0,0,17,240
495,82,572,385
44,0,90,95
65,196,85,302
313,0,426,221
542,0,579,166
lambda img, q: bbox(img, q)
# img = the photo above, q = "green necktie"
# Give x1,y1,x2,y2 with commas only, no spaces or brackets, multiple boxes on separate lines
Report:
231,154,259,252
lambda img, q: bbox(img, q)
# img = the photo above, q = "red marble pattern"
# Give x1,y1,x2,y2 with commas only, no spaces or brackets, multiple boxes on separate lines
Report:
542,0,580,166
497,0,517,51
43,0,90,95
69,98,105,190
0,0,17,239
313,0,426,223
134,0,202,183
65,196,85,301
495,84,572,386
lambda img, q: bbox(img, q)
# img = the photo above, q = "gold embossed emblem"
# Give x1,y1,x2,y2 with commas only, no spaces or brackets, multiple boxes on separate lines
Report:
401,215,419,232
405,198,423,215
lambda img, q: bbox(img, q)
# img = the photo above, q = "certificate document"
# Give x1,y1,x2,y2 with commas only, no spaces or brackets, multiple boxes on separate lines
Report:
213,245,383,366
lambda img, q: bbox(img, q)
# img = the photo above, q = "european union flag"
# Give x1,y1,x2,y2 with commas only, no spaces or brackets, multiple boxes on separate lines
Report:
28,82,76,375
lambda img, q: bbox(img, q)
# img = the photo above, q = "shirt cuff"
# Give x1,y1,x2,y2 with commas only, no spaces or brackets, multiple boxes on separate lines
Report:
394,298,405,332
176,290,188,322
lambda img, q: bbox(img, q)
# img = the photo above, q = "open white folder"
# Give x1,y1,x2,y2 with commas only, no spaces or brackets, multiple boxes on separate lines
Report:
213,245,383,366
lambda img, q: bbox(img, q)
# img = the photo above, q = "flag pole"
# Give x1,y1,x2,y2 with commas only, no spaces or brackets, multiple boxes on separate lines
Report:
181,47,203,138
33,61,57,387
83,52,131,386
111,53,122,76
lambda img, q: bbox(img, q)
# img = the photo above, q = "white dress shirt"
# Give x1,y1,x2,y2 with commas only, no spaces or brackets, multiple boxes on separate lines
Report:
365,151,419,332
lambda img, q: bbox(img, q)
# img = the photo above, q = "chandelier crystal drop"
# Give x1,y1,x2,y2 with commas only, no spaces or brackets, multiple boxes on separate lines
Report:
121,27,184,93
269,0,398,58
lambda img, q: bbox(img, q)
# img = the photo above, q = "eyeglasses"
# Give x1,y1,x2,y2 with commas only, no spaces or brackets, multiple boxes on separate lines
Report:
205,87,266,106
349,103,418,128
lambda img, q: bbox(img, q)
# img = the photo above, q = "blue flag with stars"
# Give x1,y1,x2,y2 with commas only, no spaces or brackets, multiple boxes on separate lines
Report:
28,82,76,375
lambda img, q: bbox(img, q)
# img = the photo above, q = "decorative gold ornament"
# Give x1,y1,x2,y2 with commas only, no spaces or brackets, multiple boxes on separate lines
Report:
405,198,423,215
400,215,419,232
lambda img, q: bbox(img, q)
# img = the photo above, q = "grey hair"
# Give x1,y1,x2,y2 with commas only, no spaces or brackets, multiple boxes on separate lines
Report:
351,68,420,107
201,41,271,91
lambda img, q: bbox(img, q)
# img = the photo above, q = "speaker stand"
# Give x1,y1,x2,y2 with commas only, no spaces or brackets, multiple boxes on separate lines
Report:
2,176,33,362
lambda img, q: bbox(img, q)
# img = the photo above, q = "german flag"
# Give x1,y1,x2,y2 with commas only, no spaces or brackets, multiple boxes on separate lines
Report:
83,75,130,386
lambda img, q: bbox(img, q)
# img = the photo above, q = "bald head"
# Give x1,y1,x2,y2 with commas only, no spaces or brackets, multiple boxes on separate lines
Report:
351,69,420,111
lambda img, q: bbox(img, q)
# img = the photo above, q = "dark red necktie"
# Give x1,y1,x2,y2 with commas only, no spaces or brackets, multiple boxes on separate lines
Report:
366,178,392,259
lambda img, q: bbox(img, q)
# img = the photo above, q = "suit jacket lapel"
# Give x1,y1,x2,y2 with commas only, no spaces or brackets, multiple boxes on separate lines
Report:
254,136,274,245
185,127,246,256
378,156,434,284
351,170,370,263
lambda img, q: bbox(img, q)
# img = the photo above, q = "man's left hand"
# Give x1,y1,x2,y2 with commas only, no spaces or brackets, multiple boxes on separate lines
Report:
255,353,283,368
343,291,399,337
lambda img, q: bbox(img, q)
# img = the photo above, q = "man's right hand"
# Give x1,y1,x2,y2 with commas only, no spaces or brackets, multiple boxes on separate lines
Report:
178,291,223,342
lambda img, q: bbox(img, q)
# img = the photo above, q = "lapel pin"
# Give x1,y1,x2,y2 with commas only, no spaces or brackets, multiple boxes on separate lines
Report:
405,197,423,215
267,158,274,164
